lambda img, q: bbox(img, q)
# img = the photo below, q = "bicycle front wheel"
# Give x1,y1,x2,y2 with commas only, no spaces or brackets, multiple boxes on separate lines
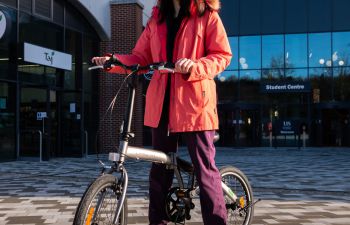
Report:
73,174,127,225
220,166,254,225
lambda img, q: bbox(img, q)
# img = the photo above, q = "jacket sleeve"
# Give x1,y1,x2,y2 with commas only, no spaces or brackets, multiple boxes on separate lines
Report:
187,12,232,81
108,20,153,74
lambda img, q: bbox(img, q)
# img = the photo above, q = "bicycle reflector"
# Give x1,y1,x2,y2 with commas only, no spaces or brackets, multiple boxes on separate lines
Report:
239,197,245,208
86,207,95,225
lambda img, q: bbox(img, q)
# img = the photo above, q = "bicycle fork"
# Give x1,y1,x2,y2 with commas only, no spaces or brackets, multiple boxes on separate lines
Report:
113,168,128,224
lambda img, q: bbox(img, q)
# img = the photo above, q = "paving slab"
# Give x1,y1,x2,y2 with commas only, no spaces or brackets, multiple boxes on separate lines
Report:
0,147,350,224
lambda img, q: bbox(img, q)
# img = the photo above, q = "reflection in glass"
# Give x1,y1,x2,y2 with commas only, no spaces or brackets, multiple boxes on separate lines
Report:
333,67,350,101
239,36,261,70
227,37,238,70
285,34,307,68
309,33,331,67
216,71,239,102
333,32,350,67
262,35,284,69
239,70,261,103
216,71,238,82
262,68,284,80
309,68,332,102
239,70,261,81
285,68,308,81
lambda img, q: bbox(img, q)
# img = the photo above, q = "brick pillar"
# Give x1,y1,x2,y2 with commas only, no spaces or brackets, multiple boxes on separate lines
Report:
99,0,144,153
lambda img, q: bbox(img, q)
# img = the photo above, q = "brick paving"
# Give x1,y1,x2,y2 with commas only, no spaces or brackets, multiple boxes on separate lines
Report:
0,147,350,224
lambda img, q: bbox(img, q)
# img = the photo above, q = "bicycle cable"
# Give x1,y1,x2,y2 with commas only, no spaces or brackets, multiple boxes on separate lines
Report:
93,67,134,163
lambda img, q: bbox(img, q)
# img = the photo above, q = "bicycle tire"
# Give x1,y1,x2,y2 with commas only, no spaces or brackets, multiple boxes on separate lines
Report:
220,166,254,225
73,174,128,225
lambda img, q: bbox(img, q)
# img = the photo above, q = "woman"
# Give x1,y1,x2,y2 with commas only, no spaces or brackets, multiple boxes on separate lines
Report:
93,0,232,224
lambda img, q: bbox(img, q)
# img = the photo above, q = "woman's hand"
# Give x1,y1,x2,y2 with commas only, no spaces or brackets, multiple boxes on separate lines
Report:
175,58,194,74
91,56,110,66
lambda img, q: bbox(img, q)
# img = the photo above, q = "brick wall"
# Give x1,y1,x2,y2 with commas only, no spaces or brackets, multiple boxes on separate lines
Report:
98,2,144,153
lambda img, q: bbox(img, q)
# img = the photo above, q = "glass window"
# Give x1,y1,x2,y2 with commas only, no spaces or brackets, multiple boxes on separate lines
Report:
262,68,284,80
308,33,331,68
65,29,82,90
309,67,332,102
262,35,284,69
216,70,239,102
285,68,308,81
333,32,350,67
262,0,284,34
239,70,261,81
333,0,350,31
227,37,238,70
18,12,63,86
285,34,307,68
220,0,239,36
239,70,261,103
239,36,261,70
239,0,261,35
0,82,16,161
308,0,331,32
285,0,307,33
333,67,350,101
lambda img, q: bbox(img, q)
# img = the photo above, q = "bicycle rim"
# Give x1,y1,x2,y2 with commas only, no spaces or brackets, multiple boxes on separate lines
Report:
221,167,254,225
83,182,127,225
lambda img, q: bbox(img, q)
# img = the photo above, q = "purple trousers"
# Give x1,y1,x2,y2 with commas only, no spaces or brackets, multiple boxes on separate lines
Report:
148,116,227,225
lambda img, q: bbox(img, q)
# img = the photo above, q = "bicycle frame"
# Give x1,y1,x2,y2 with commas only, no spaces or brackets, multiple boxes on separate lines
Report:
103,72,238,224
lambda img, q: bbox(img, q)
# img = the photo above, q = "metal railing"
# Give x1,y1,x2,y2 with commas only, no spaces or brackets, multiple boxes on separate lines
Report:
85,130,88,157
20,129,43,162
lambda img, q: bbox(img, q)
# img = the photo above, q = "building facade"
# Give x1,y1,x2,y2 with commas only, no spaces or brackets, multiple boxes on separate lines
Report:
0,0,145,162
217,0,350,147
2,0,350,162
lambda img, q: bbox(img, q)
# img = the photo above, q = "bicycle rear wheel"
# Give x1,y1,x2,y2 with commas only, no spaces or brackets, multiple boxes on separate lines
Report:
220,166,254,225
73,174,127,225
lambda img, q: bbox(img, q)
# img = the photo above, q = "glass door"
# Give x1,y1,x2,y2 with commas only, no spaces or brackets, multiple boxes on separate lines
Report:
20,86,57,160
60,91,82,156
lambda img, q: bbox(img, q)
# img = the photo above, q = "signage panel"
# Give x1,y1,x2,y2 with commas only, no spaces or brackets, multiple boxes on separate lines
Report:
260,81,311,93
37,112,47,120
24,43,72,71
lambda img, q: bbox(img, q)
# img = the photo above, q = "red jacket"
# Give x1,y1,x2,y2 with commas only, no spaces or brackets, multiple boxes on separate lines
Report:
109,6,232,132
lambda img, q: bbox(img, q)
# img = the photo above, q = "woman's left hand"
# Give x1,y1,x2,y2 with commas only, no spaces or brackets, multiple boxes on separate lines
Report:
175,58,194,74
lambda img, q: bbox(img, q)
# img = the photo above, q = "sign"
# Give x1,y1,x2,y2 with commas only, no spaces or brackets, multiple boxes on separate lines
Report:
37,112,47,120
70,103,76,113
275,120,299,135
260,81,311,93
0,10,7,39
24,43,72,70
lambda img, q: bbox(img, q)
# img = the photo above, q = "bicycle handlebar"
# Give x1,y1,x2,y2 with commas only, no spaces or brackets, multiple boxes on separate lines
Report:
88,55,175,73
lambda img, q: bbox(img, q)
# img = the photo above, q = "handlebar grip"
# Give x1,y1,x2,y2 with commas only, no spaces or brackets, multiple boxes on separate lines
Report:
88,65,104,70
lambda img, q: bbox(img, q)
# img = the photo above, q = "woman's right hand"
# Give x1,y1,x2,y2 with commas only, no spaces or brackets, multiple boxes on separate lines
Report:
91,56,110,66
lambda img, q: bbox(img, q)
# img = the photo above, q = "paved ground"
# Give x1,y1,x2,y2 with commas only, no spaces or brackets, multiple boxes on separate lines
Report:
0,147,350,225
